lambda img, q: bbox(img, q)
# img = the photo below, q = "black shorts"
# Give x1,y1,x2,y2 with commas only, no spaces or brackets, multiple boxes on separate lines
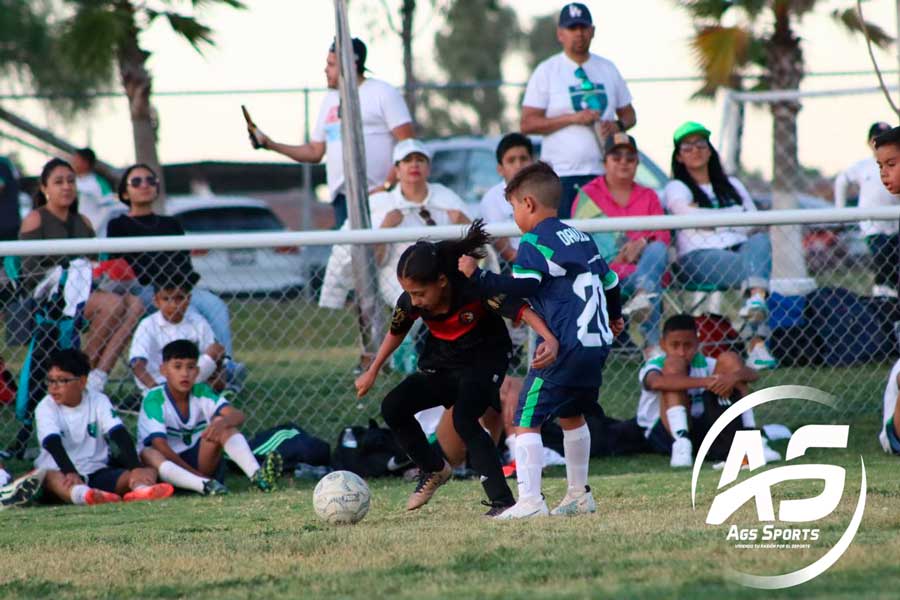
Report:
85,467,127,493
514,374,600,428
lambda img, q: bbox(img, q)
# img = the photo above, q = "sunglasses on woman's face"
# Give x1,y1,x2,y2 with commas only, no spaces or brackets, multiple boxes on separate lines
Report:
129,175,158,188
679,139,709,153
418,208,436,226
608,151,638,163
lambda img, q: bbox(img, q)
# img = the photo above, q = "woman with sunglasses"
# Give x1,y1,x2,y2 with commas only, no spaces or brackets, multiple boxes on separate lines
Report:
574,133,670,358
370,139,471,306
664,121,776,370
10,158,144,455
105,164,235,363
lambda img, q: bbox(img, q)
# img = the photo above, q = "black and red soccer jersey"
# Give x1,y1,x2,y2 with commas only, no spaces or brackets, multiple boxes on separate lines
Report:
390,274,525,372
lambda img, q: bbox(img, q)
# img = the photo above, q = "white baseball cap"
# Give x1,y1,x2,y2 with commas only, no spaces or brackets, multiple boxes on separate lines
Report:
392,139,432,163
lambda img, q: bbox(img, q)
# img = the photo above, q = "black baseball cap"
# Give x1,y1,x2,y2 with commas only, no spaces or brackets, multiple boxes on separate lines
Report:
329,37,368,72
604,132,637,154
559,3,592,28
868,121,892,141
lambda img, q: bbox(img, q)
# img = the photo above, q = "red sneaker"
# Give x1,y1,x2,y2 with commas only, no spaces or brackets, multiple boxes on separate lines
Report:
123,483,175,503
84,489,122,505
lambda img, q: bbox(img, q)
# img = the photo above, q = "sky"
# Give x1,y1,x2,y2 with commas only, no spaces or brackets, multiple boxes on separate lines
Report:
2,0,898,181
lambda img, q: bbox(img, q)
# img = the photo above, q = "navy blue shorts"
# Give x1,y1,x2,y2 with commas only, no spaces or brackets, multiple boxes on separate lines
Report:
645,415,707,455
85,467,127,493
179,444,226,483
885,418,900,455
514,374,599,428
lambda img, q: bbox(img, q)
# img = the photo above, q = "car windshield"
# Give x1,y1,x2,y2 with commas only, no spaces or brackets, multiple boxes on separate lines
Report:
176,206,284,233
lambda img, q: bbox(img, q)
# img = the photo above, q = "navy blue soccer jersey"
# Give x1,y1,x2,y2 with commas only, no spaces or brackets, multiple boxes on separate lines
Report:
512,217,618,387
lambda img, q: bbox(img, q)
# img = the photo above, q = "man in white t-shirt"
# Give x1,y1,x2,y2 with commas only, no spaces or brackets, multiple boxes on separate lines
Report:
479,133,535,265
521,3,636,220
254,38,414,228
834,121,900,297
71,148,116,231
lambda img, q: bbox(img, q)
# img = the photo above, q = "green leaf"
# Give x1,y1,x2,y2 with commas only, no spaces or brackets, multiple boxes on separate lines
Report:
163,12,214,52
831,7,894,49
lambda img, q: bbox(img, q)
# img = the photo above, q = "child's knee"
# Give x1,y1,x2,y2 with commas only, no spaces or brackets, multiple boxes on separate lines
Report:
715,351,743,372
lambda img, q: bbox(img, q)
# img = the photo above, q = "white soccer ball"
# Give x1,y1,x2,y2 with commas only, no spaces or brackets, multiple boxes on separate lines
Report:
313,470,371,525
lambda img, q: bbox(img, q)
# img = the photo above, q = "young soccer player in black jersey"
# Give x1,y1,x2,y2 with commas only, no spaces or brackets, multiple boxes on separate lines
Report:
355,222,559,515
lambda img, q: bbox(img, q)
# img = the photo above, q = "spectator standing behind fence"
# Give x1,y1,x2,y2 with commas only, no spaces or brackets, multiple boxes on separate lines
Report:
252,38,414,229
663,121,776,371
0,155,21,241
104,164,237,363
520,3,636,220
834,121,899,298
575,133,670,357
70,148,115,231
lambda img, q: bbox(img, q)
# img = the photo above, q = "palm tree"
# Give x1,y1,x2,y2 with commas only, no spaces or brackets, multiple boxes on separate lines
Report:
676,0,892,280
48,0,244,206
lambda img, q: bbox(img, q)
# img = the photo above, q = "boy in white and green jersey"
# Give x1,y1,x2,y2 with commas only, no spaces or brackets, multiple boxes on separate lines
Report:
637,314,768,468
137,339,280,494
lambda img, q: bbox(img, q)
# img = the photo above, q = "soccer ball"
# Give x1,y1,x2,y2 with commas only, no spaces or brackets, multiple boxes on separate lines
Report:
313,470,371,525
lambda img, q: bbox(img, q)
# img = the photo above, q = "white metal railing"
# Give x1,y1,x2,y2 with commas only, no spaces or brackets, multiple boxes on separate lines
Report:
0,207,898,256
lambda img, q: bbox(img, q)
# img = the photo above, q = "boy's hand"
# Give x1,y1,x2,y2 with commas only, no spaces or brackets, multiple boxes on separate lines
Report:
62,473,84,489
610,317,625,338
458,255,477,277
532,336,559,369
129,467,156,489
707,373,737,398
202,416,230,444
355,368,378,399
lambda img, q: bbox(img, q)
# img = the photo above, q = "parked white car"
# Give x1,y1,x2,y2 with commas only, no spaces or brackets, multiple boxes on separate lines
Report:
98,195,310,296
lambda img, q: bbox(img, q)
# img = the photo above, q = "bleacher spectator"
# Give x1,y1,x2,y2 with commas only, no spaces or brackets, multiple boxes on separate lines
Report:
479,133,535,265
0,154,21,241
70,148,116,231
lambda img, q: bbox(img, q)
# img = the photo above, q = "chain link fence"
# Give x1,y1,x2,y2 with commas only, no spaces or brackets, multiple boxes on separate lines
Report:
0,208,898,457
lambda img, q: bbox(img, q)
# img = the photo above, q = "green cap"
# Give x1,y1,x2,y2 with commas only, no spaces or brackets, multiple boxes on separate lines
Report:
673,121,711,145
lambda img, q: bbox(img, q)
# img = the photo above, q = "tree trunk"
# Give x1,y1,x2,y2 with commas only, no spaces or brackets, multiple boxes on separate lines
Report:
117,13,165,212
401,0,417,129
767,9,810,285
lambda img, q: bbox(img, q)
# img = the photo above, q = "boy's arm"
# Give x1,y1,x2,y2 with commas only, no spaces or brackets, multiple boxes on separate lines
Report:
131,358,160,389
470,267,541,298
213,404,245,428
643,370,715,393
149,437,205,477
42,435,78,474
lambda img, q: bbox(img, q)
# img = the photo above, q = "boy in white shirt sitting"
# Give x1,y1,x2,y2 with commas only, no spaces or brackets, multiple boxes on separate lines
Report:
35,349,173,505
130,269,226,394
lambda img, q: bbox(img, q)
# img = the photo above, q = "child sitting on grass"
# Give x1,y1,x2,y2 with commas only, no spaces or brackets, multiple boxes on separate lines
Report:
35,349,173,505
137,339,280,494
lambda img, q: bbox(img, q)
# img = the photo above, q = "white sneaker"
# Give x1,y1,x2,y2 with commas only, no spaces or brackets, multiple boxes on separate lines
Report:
550,485,597,516
747,342,777,371
0,469,44,509
622,291,658,324
872,285,898,298
670,437,693,468
738,294,769,323
493,496,549,520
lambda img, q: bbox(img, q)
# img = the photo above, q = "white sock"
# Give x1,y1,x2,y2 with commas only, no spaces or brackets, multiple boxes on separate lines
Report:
505,434,516,457
224,434,261,478
0,468,11,486
666,406,689,440
159,461,207,493
562,424,591,493
515,433,543,502
741,408,757,429
70,484,89,505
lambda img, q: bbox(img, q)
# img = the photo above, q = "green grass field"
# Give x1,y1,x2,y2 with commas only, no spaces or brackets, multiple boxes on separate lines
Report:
0,418,897,599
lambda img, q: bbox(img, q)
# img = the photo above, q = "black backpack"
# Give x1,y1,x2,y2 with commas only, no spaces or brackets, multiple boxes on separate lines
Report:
331,419,409,478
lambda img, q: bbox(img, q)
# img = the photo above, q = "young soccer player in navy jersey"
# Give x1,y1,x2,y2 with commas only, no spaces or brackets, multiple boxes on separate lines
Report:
459,161,624,519
356,222,560,515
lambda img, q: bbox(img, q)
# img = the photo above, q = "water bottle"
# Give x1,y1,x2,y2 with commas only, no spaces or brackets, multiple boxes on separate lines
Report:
342,427,358,449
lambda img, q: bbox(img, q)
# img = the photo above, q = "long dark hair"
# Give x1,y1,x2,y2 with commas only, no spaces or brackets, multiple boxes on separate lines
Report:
396,219,491,283
117,163,159,206
670,141,742,209
33,157,78,213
